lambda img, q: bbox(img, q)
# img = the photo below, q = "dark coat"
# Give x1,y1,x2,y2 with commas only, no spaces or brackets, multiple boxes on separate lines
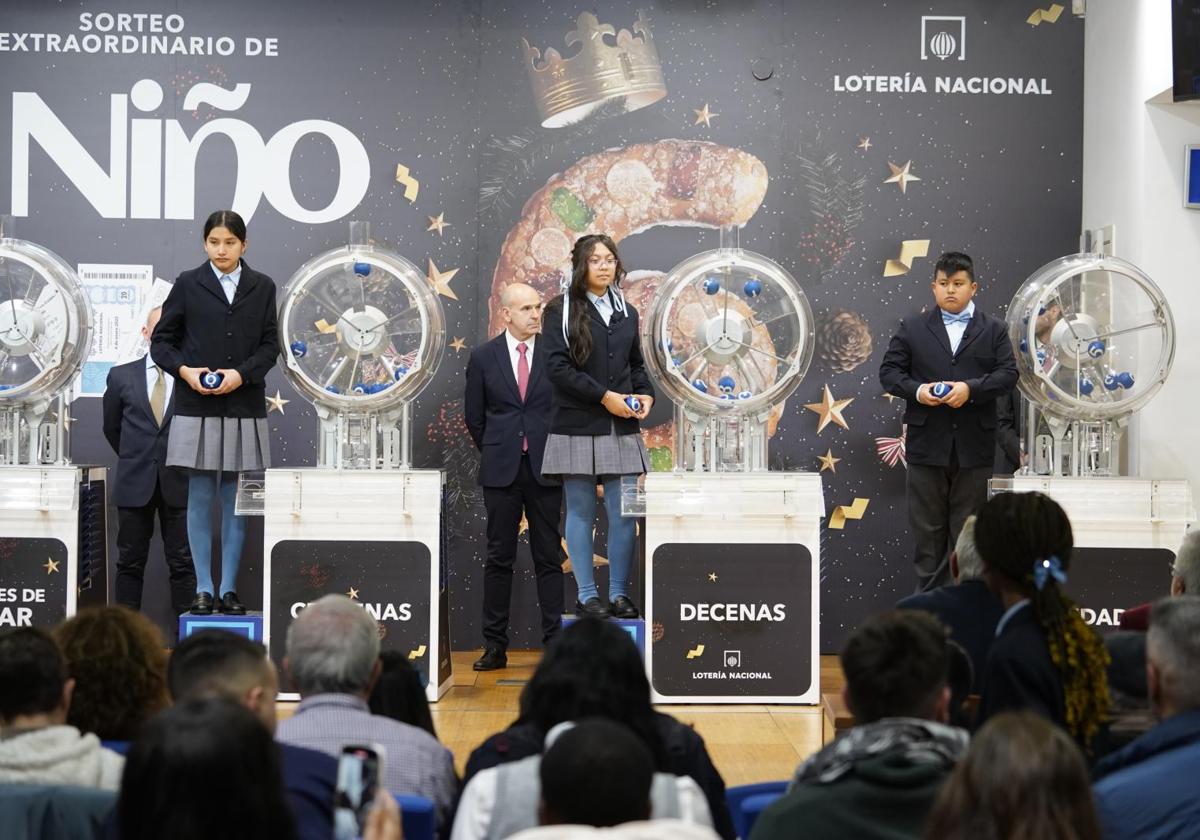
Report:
150,261,279,419
994,387,1022,474
541,293,654,436
101,356,188,508
897,579,1004,694
976,603,1067,732
879,307,1018,468
464,333,556,488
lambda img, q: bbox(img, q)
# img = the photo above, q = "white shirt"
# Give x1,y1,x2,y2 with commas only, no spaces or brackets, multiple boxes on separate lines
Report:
941,300,976,354
505,331,535,383
995,598,1031,637
587,290,614,326
209,261,242,304
144,352,174,406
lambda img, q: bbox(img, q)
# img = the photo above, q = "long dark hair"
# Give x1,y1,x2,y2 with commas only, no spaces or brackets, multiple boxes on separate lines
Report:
924,711,1101,840
203,209,247,242
974,492,1109,747
517,617,665,768
563,233,625,366
119,697,297,840
368,650,438,739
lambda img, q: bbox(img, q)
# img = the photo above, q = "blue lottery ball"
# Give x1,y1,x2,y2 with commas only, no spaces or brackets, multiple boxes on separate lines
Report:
702,277,721,295
932,382,951,398
1117,371,1135,389
737,390,753,400
624,396,641,412
353,261,371,277
1019,338,1029,353
1087,339,1106,359
718,375,736,394
692,379,708,393
1036,348,1047,365
1103,374,1120,391
325,385,341,394
393,365,409,381
1038,306,1047,316
290,340,307,358
743,278,763,298
351,383,368,395
719,393,735,401
1079,377,1095,396
201,371,224,389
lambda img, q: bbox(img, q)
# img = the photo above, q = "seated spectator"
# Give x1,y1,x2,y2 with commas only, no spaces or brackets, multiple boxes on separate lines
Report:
1119,530,1200,631
461,618,732,839
275,595,457,829
0,627,123,790
924,711,1100,839
118,696,296,840
509,823,720,840
167,630,338,840
1093,596,1200,837
750,610,966,840
539,719,653,827
973,492,1109,751
368,649,438,738
897,515,1004,693
52,606,169,742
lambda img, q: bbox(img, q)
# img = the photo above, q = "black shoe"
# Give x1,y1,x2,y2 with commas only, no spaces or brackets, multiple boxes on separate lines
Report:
473,645,507,671
219,591,246,615
610,595,640,619
189,592,214,615
575,598,611,619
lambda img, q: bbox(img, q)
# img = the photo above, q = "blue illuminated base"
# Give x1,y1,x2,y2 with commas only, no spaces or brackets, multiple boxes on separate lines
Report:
179,612,264,642
562,615,645,654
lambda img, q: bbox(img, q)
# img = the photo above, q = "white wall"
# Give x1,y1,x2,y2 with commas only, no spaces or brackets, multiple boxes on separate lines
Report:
1083,0,1200,485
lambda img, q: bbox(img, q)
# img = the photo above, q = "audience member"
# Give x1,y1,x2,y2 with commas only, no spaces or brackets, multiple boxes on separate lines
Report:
509,823,721,840
973,492,1110,750
1118,529,1200,631
0,627,124,790
52,606,169,742
924,711,1100,840
897,515,1004,692
167,630,339,840
462,618,733,839
749,611,967,840
368,649,438,738
1092,596,1200,837
275,595,458,828
539,719,653,827
118,696,296,840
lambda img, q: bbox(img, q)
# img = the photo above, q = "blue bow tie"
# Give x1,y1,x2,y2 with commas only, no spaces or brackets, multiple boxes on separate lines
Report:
942,310,971,325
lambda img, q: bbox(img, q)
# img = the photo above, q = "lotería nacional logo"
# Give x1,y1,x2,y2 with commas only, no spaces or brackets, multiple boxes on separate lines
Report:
921,16,966,62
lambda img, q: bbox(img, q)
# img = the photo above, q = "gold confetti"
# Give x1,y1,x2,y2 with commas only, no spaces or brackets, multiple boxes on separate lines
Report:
829,498,870,529
883,239,931,277
394,164,420,202
1027,4,1064,25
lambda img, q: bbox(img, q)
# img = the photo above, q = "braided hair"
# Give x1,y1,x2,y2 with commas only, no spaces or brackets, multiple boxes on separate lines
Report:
974,491,1110,747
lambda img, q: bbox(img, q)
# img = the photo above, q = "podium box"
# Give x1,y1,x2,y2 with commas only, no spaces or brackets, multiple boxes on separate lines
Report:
180,612,265,641
631,471,823,704
262,468,452,702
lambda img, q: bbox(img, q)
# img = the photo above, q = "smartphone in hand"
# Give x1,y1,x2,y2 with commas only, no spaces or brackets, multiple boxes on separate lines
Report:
333,744,386,840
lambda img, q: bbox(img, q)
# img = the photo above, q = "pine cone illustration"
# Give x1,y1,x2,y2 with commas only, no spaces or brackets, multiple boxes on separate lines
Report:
816,309,873,373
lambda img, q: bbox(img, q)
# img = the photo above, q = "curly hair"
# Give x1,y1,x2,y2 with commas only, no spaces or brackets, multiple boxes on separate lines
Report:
974,492,1110,747
53,606,169,741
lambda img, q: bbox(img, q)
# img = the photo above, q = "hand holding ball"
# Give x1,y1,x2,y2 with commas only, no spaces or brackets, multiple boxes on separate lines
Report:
931,382,951,399
201,371,225,390
624,396,642,413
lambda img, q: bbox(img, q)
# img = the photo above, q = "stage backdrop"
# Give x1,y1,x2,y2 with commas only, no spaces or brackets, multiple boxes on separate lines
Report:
0,1,1084,650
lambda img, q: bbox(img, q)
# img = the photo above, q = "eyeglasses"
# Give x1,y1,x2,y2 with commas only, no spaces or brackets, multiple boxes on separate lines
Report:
588,257,617,267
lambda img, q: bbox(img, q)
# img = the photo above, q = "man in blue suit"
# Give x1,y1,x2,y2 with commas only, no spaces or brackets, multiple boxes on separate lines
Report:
880,252,1018,592
102,307,194,616
464,283,563,671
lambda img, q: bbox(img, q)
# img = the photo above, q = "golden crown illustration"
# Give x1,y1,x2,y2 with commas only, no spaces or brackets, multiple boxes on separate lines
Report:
521,11,667,128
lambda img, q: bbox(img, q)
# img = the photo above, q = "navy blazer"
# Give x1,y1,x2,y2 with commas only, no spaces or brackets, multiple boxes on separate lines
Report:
101,356,188,508
879,307,1018,468
541,293,654,436
464,332,556,488
976,604,1067,733
897,579,1005,693
279,743,337,840
150,261,279,419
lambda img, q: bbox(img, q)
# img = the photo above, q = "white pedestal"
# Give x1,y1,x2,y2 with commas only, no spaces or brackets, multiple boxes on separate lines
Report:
639,471,823,704
262,468,451,702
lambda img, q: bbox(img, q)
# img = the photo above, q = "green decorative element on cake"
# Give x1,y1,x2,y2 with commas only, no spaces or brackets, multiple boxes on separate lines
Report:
648,446,673,472
549,187,595,231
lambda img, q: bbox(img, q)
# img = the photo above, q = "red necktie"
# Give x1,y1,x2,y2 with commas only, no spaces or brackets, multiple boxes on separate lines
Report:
517,342,529,451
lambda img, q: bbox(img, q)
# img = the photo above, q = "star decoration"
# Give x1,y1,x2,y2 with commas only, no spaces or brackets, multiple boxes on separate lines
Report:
43,557,60,574
449,336,467,353
803,385,854,433
693,103,717,127
707,572,718,583
266,391,290,414
347,586,360,600
426,259,460,301
817,449,841,473
884,160,922,194
426,213,450,236
857,136,872,151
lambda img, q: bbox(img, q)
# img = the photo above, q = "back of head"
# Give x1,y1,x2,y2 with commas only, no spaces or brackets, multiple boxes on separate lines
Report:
540,719,653,827
285,594,380,696
840,610,949,723
119,696,295,840
52,606,168,740
1147,595,1200,715
0,627,67,723
368,650,437,738
520,618,663,766
168,630,271,702
1172,531,1200,594
924,711,1100,840
953,515,984,581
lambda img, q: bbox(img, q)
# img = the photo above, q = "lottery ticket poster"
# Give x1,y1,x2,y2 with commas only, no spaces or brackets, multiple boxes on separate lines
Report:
73,264,160,398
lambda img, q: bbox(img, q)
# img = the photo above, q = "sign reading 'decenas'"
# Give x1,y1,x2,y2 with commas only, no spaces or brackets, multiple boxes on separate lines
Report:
6,11,370,223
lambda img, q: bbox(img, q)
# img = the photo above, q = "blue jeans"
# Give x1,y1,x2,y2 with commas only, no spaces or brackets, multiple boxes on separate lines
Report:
563,475,635,603
187,472,245,597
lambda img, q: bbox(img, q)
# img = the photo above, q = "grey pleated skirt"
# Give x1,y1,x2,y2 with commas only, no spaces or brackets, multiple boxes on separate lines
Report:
166,416,272,472
541,427,650,477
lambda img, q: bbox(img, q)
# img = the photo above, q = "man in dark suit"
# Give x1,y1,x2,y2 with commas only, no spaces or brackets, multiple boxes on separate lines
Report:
464,283,563,671
102,307,195,617
880,252,1018,592
994,388,1023,475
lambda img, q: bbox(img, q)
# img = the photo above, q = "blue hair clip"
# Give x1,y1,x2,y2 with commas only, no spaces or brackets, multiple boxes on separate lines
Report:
1033,555,1067,590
